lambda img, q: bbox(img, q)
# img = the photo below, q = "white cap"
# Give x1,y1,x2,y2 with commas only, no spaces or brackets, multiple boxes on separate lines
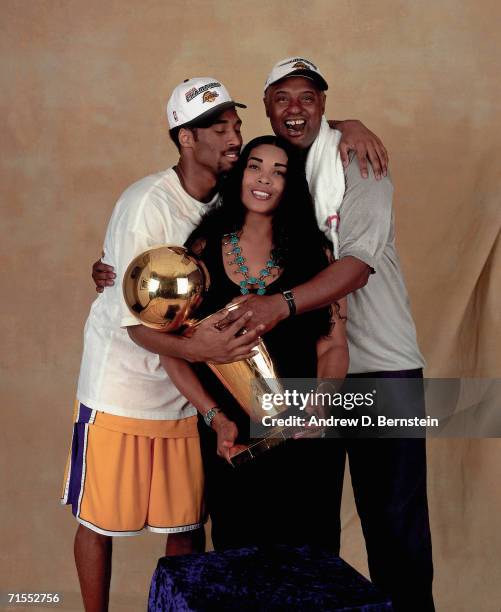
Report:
166,77,246,130
264,57,328,93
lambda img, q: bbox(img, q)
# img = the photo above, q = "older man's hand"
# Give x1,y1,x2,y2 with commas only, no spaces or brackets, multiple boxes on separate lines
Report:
215,293,290,335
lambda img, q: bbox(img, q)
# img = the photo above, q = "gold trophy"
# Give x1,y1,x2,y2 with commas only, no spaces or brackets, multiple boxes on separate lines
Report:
122,245,290,466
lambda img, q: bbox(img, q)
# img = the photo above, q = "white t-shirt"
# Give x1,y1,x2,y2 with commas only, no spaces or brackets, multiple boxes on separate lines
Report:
76,168,218,419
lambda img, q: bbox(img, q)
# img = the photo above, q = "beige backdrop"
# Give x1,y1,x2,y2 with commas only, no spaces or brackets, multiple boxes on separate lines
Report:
1,1,500,610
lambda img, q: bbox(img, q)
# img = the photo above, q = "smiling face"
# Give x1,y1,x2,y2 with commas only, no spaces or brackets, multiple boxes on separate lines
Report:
187,107,243,174
240,144,288,215
264,76,326,150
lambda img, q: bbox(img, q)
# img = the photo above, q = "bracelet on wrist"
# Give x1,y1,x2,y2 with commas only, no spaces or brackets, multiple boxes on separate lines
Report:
203,406,221,428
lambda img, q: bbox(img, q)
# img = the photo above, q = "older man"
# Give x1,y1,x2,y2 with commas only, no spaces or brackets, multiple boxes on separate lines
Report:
227,56,434,612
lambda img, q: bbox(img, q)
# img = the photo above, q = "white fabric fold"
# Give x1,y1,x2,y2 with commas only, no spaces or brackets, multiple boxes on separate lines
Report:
305,116,346,258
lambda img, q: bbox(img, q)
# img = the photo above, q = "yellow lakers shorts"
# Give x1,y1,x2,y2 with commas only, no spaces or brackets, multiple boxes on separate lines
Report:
61,402,205,536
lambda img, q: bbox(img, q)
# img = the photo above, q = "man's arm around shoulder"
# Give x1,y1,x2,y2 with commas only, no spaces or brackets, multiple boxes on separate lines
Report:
290,153,393,313
229,154,394,328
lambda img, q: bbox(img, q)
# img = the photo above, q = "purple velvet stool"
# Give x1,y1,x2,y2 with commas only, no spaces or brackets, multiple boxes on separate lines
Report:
148,545,393,611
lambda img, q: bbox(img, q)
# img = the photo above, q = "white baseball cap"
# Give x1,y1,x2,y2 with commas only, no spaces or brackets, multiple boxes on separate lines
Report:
166,77,246,130
264,57,328,93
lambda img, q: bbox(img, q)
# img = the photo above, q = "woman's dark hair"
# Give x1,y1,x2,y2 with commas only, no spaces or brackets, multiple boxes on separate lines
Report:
185,135,331,283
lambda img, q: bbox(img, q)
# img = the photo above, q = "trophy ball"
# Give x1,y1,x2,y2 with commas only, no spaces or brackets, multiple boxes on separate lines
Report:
122,245,210,332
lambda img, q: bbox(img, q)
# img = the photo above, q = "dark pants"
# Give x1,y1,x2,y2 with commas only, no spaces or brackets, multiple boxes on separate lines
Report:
199,431,345,553
201,368,434,612
342,369,434,611
343,437,434,611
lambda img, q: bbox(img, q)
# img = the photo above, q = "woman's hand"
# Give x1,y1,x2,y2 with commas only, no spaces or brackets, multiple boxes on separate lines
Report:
210,412,247,464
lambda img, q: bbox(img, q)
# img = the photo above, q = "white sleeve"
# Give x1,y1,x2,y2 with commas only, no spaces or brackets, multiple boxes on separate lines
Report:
109,191,174,327
103,178,186,328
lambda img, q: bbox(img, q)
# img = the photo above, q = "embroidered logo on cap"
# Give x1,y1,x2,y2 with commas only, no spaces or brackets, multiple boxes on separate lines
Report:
173,110,178,122
293,61,310,70
185,81,221,103
202,90,219,103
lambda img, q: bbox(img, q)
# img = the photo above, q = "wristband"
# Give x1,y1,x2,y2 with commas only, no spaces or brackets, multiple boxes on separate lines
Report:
281,290,296,317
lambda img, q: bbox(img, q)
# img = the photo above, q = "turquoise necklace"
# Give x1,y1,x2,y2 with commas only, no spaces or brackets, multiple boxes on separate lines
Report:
223,232,278,295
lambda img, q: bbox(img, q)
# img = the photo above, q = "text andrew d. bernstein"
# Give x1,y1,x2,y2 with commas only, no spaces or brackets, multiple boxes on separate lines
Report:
261,415,440,428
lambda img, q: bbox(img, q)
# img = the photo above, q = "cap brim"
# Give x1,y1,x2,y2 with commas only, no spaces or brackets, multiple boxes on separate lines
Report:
268,70,328,92
181,101,247,128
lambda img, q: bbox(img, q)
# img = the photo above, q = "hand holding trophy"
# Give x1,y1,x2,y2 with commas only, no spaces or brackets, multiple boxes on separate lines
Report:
122,244,291,466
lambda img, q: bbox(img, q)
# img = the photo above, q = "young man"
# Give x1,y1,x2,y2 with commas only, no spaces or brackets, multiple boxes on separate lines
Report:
222,57,434,611
62,78,267,612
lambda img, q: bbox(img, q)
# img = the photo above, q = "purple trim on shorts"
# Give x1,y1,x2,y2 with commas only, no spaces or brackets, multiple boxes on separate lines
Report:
64,404,94,515
65,423,86,516
76,403,94,424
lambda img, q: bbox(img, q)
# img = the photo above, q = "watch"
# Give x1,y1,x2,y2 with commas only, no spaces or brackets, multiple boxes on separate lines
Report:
203,406,221,428
281,290,296,317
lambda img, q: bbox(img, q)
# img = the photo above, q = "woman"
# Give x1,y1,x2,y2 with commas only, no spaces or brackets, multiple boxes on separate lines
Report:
162,135,349,550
